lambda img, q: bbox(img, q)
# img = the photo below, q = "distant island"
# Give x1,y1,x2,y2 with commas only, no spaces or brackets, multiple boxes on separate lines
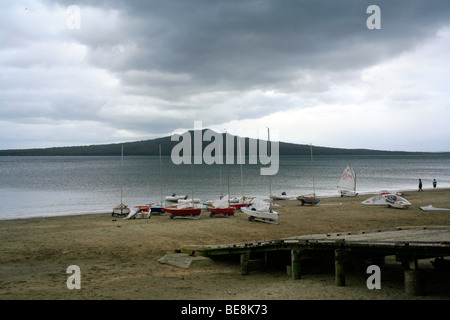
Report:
0,129,448,156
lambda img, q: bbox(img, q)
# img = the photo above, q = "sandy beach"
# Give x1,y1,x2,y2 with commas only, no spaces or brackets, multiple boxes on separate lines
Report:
1,188,449,301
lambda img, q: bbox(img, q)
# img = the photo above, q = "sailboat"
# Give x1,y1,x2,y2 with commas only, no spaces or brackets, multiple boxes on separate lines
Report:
242,198,280,224
164,156,202,219
337,164,358,197
229,138,251,210
207,195,236,217
207,158,236,217
149,144,166,215
242,128,280,224
123,144,165,220
203,145,224,207
297,143,320,205
112,145,131,217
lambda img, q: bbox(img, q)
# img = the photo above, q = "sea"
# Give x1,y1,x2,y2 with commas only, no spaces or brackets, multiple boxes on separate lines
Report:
1,154,449,220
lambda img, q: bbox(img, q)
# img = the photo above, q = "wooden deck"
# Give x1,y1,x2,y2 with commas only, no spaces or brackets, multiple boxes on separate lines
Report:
181,226,450,296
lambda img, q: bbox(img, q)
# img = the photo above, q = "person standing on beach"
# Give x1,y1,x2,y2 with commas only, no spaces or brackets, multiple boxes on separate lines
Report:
418,179,423,192
433,179,437,189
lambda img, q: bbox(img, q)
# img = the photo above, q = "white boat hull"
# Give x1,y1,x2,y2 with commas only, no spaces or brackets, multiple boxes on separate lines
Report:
178,198,201,204
339,190,358,197
270,194,292,200
242,206,280,224
112,203,130,216
165,195,186,202
362,194,411,209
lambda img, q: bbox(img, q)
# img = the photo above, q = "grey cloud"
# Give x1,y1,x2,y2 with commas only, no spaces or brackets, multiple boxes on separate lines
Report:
55,0,450,98
2,1,450,149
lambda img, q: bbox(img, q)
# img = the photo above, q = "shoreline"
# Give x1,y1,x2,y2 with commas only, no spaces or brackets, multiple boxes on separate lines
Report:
1,187,447,222
1,188,449,300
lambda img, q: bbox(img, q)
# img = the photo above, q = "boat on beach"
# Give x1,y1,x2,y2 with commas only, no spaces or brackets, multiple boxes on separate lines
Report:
296,194,320,205
207,158,237,217
242,128,280,224
362,193,411,209
207,195,236,217
149,204,165,215
297,144,320,206
165,203,202,219
165,193,187,202
178,198,201,204
338,164,358,197
165,154,202,219
242,198,280,224
112,202,131,217
123,205,150,219
270,192,292,200
112,145,130,217
129,145,166,218
230,198,251,210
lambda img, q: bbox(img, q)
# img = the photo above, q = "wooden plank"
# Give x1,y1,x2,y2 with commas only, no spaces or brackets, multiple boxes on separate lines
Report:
180,227,450,260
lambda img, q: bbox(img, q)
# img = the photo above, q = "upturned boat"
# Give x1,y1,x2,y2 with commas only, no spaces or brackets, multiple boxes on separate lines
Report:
362,193,411,209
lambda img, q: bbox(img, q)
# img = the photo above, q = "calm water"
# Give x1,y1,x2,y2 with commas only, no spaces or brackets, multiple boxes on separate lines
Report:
1,154,449,220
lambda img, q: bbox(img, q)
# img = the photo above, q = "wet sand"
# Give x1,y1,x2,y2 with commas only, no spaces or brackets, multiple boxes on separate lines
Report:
1,188,449,301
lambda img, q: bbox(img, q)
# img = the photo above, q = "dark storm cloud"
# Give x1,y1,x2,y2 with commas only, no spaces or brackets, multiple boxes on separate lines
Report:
52,0,449,99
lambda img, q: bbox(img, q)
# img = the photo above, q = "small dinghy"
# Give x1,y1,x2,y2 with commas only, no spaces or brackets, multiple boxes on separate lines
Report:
242,198,280,224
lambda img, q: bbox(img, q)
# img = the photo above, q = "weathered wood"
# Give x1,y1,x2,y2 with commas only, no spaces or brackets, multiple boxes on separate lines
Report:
178,226,450,296
240,252,250,275
334,249,347,286
404,269,425,296
291,250,301,280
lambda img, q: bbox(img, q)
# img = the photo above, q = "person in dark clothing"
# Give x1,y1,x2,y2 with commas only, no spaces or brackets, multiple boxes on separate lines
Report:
418,179,423,192
433,179,437,189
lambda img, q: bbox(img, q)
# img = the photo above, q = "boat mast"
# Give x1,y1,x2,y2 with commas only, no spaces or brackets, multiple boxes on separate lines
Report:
310,143,316,197
227,159,231,208
190,154,195,207
159,144,163,205
238,138,244,198
219,145,223,198
120,144,124,205
348,163,356,193
268,128,272,210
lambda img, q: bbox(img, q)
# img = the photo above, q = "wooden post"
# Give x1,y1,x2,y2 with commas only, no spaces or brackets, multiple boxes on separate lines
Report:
240,252,250,275
334,249,347,286
404,258,425,296
291,250,301,280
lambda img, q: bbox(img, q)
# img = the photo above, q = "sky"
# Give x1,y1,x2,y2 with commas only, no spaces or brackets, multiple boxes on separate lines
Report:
1,0,450,152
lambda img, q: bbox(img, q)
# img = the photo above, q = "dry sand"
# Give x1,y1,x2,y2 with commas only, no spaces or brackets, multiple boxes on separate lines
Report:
1,188,450,301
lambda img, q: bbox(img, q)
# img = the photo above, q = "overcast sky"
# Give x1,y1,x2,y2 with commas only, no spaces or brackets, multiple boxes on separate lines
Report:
1,0,450,151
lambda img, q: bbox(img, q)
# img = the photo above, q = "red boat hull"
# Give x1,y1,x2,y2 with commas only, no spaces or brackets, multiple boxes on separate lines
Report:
206,206,236,216
165,207,202,218
230,203,248,210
